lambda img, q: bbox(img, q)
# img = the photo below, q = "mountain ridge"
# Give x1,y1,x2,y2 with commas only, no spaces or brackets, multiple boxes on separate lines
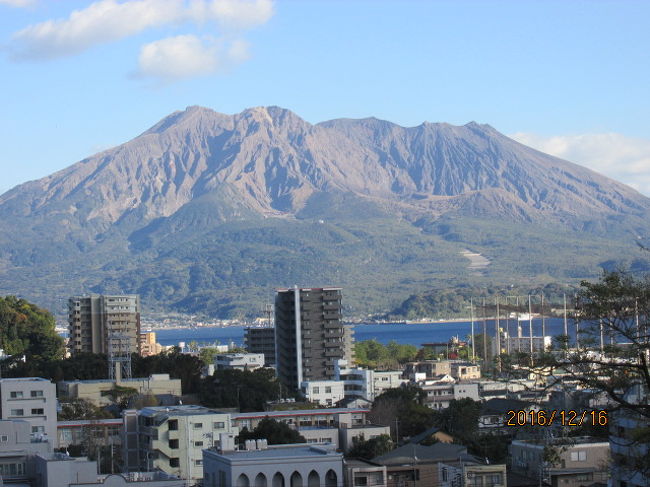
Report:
1,105,648,318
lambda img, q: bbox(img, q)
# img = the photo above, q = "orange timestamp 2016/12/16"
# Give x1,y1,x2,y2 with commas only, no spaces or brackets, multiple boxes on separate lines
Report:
505,409,609,427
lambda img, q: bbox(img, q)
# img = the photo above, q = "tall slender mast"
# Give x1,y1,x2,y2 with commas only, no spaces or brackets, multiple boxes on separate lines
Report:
495,297,501,355
482,298,488,363
470,298,476,362
528,294,534,364
541,293,546,338
563,293,569,354
495,297,501,372
575,294,580,349
516,296,521,353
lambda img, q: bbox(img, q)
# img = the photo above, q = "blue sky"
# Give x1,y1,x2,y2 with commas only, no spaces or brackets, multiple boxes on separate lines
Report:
1,0,649,194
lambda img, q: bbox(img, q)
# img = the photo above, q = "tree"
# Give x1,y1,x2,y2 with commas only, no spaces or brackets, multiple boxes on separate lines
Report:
0,296,64,361
198,347,220,366
501,270,650,476
238,418,305,445
58,399,112,421
346,434,393,459
433,398,481,442
199,368,281,411
368,385,436,440
505,271,650,419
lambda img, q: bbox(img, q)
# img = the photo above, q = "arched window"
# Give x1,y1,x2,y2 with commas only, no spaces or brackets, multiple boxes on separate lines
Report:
272,472,285,487
325,469,337,487
237,473,250,487
307,471,320,487
255,473,268,487
290,471,303,487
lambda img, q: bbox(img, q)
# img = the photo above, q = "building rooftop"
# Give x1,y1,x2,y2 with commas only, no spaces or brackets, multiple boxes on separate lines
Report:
232,408,369,420
208,443,341,461
373,443,467,465
138,405,227,418
513,436,610,446
0,377,51,383
481,398,534,415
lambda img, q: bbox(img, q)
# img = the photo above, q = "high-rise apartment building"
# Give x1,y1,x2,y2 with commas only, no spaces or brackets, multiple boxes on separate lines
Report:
68,294,140,356
244,326,276,366
275,287,345,390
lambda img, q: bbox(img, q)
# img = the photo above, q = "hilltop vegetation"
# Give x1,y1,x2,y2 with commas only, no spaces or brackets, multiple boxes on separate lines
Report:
0,296,64,362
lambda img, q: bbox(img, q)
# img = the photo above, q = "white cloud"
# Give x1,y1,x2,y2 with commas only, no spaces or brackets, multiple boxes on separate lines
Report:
0,0,34,7
511,132,650,196
136,34,245,80
10,0,273,61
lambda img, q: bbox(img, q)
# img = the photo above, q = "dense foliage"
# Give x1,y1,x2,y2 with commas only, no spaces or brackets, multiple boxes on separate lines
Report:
354,340,418,369
58,398,112,421
238,418,305,445
0,296,64,362
346,434,393,460
132,349,203,394
368,385,436,440
199,368,281,412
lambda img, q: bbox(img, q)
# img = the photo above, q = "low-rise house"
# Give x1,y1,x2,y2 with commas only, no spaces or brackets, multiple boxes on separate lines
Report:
372,443,470,487
215,353,265,371
404,360,451,381
339,423,391,453
478,398,538,432
438,457,507,487
510,436,610,487
301,380,346,406
372,371,408,398
344,459,387,487
203,438,343,487
419,381,480,410
449,361,481,380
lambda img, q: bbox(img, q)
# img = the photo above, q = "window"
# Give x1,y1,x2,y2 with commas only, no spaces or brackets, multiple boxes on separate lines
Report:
0,436,7,442
194,441,204,447
30,390,44,398
31,408,44,415
168,420,178,431
571,451,587,462
169,458,179,468
193,422,203,429
195,459,203,466
325,386,332,393
10,409,23,416
313,387,320,394
169,439,179,449
9,391,23,399
32,426,45,433
213,421,225,429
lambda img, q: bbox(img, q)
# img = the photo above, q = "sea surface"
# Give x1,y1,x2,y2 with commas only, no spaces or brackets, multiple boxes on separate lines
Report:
154,317,576,348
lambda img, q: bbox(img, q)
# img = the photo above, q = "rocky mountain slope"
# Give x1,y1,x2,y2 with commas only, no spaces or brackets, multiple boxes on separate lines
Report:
1,106,648,318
